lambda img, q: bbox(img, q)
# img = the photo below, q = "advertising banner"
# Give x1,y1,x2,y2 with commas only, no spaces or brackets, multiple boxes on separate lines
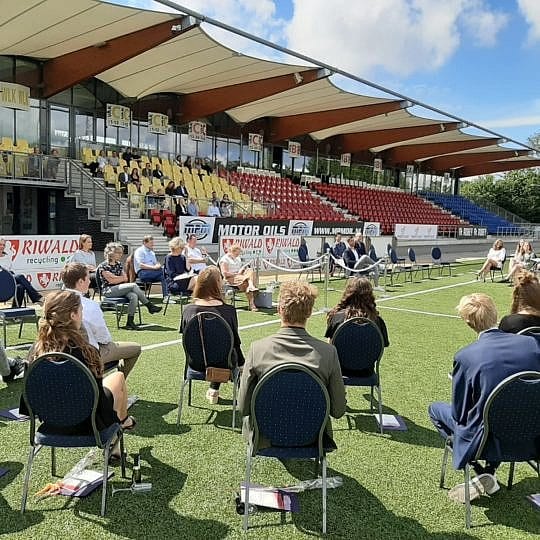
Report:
288,141,301,158
219,235,301,268
373,158,383,173
288,220,313,236
248,133,263,152
340,153,351,166
311,221,363,236
457,226,488,239
212,219,290,243
1,235,79,290
362,222,381,237
0,82,30,111
148,112,169,135
177,216,215,244
188,121,206,142
394,224,438,240
106,104,130,128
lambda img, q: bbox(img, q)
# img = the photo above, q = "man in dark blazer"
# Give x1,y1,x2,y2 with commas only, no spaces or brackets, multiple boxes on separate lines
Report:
429,293,540,503
238,281,346,445
117,165,130,193
175,180,189,199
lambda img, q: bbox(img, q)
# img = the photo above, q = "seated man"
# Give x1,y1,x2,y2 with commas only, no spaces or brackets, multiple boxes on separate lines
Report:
184,234,208,274
62,262,141,378
342,236,381,288
133,235,167,299
237,281,346,442
428,293,540,503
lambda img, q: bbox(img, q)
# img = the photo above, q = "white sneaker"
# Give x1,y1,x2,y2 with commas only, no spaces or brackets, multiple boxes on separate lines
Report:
206,389,219,404
448,474,500,504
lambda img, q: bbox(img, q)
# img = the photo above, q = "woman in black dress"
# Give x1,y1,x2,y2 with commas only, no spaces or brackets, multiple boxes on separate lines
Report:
325,277,389,377
499,271,540,334
164,237,196,295
180,266,244,404
27,290,135,433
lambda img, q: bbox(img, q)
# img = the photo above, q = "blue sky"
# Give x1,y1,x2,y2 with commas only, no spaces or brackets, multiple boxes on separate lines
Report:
114,0,540,148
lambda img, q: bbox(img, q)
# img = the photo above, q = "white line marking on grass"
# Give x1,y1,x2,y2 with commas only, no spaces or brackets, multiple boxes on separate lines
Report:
378,279,476,303
379,306,460,319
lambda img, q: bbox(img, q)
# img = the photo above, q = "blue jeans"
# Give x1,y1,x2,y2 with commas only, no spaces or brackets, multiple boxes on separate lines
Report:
137,269,167,297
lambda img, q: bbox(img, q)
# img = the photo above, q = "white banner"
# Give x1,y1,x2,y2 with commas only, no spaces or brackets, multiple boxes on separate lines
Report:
248,133,263,152
373,158,383,173
148,112,169,135
340,153,351,166
188,121,206,142
288,220,313,236
219,235,301,268
288,141,301,158
362,222,381,237
177,216,215,244
106,103,131,128
0,82,30,111
394,224,438,240
1,235,79,290
406,164,414,177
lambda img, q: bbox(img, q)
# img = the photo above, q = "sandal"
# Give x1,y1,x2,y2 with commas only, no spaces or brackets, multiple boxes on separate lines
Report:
120,415,137,431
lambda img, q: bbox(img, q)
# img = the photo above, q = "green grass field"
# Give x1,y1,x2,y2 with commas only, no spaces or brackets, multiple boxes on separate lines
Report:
1,262,539,539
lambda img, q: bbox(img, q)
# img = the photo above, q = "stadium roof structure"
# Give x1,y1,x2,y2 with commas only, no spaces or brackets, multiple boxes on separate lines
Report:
2,0,539,178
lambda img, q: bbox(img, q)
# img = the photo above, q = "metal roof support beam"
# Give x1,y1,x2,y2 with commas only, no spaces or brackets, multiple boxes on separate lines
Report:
423,150,530,171
338,122,460,154
386,137,501,164
42,17,195,98
458,160,540,178
179,68,326,124
268,100,406,143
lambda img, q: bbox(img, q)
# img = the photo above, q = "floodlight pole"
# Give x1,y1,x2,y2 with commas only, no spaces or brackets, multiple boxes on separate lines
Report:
155,0,536,152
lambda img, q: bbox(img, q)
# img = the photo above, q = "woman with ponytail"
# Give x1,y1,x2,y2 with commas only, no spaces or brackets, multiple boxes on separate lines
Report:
28,290,135,433
499,271,540,334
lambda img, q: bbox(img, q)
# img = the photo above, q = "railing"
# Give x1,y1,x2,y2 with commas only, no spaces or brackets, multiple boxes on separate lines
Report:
496,225,540,239
67,160,123,231
0,151,68,185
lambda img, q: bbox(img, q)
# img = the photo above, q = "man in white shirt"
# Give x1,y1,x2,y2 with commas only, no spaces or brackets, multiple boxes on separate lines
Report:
62,262,141,378
184,234,208,273
133,235,167,298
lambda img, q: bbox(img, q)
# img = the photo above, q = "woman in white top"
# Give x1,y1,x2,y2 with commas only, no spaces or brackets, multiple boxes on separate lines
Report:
477,239,506,281
505,241,536,282
219,243,258,311
207,201,221,217
70,234,97,293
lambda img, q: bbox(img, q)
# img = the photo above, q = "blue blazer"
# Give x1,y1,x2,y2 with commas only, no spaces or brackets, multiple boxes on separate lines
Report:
451,329,540,469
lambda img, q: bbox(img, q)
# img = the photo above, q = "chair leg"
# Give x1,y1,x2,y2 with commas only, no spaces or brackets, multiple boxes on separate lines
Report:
322,456,327,534
440,442,450,488
163,295,170,316
232,371,239,429
176,379,188,426
377,384,384,434
21,446,38,513
51,447,57,477
137,304,142,325
508,462,515,490
370,386,374,413
464,464,472,529
243,446,252,532
18,320,23,338
188,379,192,406
119,434,126,479
101,442,111,516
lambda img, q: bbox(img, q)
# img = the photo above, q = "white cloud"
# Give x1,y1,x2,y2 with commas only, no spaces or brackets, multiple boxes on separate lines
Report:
517,0,540,43
285,0,507,77
479,114,540,129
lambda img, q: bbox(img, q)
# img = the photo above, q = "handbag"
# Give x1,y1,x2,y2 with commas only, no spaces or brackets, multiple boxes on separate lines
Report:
197,313,231,383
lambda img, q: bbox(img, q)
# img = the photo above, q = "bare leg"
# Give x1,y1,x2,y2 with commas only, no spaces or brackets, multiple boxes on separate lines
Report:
103,372,129,421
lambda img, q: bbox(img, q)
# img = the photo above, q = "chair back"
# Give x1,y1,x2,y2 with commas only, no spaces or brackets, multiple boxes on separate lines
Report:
476,371,540,463
331,316,384,373
431,246,442,263
0,266,16,303
369,246,378,261
408,248,417,263
125,254,136,283
389,248,399,265
22,352,105,445
182,311,234,372
251,363,329,453
517,326,540,337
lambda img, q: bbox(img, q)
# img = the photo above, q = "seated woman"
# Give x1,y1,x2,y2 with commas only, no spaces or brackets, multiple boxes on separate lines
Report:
98,242,161,330
164,237,196,296
207,200,221,217
477,239,506,281
180,266,245,404
69,234,97,293
499,271,540,333
219,243,258,311
24,290,135,434
164,180,176,196
325,277,389,377
0,236,43,307
505,241,536,282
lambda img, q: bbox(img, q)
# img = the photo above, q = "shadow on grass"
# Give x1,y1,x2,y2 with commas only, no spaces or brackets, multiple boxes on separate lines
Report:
126,399,191,437
334,394,443,449
76,446,230,539
0,461,44,534
0,378,25,409
263,460,475,539
135,324,178,332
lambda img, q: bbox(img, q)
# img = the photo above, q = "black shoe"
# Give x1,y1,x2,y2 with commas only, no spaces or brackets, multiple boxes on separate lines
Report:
2,357,26,382
124,316,139,330
146,302,162,314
